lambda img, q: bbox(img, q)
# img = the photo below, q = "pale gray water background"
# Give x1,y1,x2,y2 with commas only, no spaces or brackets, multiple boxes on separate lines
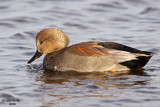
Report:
0,0,160,107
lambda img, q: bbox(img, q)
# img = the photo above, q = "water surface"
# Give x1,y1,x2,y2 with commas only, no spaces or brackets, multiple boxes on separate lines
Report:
0,0,160,107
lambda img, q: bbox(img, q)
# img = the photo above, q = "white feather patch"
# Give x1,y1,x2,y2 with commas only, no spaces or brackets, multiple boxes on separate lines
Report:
107,49,138,62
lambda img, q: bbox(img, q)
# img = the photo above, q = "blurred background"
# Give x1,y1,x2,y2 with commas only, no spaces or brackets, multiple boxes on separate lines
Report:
0,0,160,107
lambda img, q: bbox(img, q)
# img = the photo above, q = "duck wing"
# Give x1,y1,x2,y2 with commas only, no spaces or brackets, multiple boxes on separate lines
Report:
71,41,153,69
98,42,154,69
98,42,153,55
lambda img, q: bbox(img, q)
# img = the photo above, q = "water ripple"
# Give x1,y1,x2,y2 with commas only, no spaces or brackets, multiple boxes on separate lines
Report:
93,2,126,10
140,7,160,15
0,22,15,27
64,22,88,29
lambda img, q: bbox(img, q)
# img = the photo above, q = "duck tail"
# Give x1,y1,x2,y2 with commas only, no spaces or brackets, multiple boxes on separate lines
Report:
120,51,155,69
142,51,156,56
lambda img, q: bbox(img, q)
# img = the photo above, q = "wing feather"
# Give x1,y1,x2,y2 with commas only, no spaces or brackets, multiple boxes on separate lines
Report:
70,41,139,63
71,42,109,56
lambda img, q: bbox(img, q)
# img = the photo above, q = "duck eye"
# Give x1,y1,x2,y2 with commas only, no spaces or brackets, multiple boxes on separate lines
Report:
40,38,49,44
40,41,43,44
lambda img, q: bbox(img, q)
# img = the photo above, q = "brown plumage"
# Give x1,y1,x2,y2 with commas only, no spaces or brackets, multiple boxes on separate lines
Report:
28,28,154,72
71,41,109,56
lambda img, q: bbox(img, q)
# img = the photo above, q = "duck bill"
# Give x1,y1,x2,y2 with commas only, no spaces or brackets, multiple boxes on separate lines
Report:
28,50,43,64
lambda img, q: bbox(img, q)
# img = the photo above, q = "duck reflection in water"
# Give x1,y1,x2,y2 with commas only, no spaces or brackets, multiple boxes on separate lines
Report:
27,63,151,106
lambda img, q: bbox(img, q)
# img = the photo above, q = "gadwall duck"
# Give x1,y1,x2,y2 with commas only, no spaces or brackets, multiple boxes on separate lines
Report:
28,28,154,72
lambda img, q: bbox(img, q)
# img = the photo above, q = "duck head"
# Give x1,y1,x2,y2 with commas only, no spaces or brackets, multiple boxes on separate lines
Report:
28,28,69,64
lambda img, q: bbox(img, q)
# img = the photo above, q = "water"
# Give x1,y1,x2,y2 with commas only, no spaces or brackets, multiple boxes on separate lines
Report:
0,0,160,107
